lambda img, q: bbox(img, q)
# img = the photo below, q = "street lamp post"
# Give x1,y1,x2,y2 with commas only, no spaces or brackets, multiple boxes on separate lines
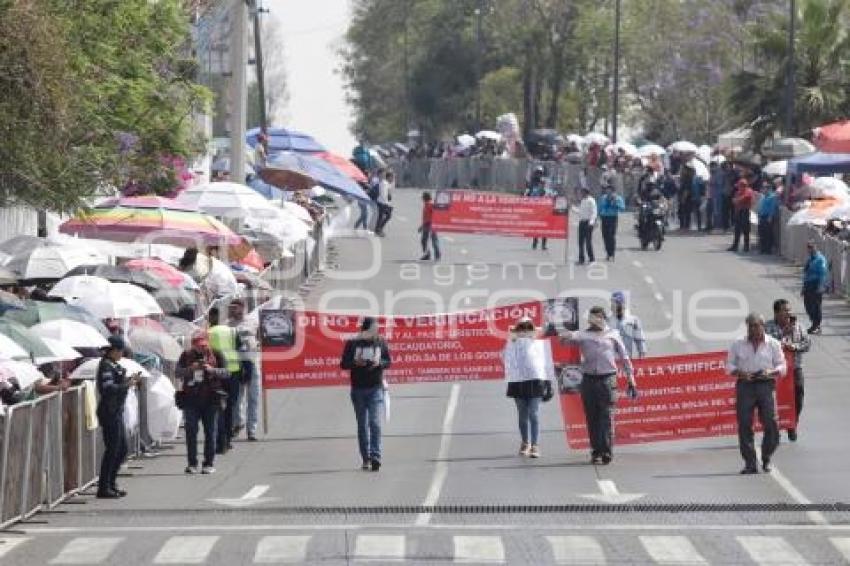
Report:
475,0,483,133
612,0,621,144
784,0,796,136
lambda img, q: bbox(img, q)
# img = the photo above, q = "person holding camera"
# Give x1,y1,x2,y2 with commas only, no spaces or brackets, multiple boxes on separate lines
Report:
597,184,625,261
765,300,810,442
177,332,228,475
96,335,141,498
727,313,787,474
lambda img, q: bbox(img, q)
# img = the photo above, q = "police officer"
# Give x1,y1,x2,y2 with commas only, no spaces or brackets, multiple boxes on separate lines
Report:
561,306,636,465
96,335,141,498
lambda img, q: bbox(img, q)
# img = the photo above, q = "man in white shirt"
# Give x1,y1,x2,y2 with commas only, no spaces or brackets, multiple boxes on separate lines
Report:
374,170,394,236
609,291,646,358
727,312,787,475
577,187,597,264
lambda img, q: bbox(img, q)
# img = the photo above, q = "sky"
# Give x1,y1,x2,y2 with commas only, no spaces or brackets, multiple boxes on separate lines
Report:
264,0,356,156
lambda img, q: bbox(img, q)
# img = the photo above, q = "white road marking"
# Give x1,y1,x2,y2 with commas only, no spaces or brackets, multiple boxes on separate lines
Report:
416,383,461,526
49,538,123,564
829,538,850,561
0,538,29,557
254,536,311,563
354,534,406,562
768,463,828,526
208,484,276,508
598,480,618,497
632,260,644,268
453,535,505,563
546,535,605,564
463,297,472,305
581,480,644,504
153,536,219,564
736,536,810,565
243,485,270,500
639,535,707,565
654,292,664,302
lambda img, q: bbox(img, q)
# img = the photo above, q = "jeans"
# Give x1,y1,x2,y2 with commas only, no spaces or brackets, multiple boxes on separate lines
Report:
217,375,240,451
580,373,616,457
758,216,774,253
600,215,618,258
421,223,441,259
803,286,823,329
354,200,370,230
736,380,779,469
514,397,541,444
235,361,260,436
578,220,595,263
97,409,127,492
731,209,751,250
184,404,218,467
375,203,392,234
350,386,384,462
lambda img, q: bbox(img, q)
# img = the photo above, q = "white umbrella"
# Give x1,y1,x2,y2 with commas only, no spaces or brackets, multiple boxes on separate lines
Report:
456,134,476,147
68,282,162,319
687,159,710,181
176,182,280,220
145,371,181,442
0,334,29,360
763,160,787,177
584,132,609,146
475,130,502,142
282,201,314,225
70,357,151,381
36,337,81,365
6,242,108,280
669,140,699,153
696,145,713,165
30,319,109,349
49,275,112,301
638,144,667,158
801,177,850,200
566,134,586,147
612,142,638,156
128,326,183,362
0,360,45,390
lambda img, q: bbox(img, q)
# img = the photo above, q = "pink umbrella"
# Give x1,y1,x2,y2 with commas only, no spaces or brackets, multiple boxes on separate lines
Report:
125,258,187,288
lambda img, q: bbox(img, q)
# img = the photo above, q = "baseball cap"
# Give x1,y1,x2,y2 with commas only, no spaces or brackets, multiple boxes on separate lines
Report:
107,335,126,352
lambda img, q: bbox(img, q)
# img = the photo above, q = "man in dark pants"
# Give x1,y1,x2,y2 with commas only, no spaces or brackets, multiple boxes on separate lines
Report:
597,184,625,261
561,306,636,465
96,336,140,498
802,241,828,334
728,179,754,252
577,188,597,265
207,307,241,454
727,313,787,474
765,299,810,442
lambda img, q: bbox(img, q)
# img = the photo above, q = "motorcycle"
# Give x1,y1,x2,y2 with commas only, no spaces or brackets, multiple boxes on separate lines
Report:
637,199,666,250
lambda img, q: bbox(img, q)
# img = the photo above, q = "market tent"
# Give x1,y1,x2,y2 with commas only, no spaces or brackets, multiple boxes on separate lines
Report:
788,152,850,175
813,120,850,153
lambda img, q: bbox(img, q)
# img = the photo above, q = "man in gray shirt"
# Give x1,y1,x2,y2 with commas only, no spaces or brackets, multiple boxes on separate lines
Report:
765,299,810,442
561,306,636,465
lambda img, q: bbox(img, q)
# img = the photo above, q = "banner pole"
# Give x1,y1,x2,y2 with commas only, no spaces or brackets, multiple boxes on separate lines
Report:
262,389,269,435
564,208,570,266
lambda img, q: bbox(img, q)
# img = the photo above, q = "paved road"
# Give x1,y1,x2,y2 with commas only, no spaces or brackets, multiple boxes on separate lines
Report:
5,190,850,564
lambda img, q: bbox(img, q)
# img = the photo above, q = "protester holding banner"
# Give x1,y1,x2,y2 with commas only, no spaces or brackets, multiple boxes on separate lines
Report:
419,192,441,261
727,313,787,475
609,292,647,358
503,317,555,459
560,306,636,465
340,317,391,471
597,184,625,261
765,299,810,442
577,188,598,265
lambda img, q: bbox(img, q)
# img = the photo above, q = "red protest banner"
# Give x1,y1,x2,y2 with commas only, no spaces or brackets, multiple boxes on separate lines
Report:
430,190,569,239
558,351,796,449
261,300,581,389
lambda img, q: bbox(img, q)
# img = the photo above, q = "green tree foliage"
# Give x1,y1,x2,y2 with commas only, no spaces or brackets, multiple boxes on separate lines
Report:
0,0,210,212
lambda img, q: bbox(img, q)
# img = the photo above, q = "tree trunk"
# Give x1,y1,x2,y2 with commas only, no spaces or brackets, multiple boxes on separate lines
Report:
522,44,536,139
547,47,565,128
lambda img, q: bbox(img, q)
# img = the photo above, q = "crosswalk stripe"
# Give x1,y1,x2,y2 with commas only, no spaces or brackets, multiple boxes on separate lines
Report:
153,536,219,564
453,536,505,564
354,534,406,561
736,536,810,565
546,536,606,564
254,536,311,563
639,536,707,565
49,537,123,564
0,538,29,558
829,538,850,562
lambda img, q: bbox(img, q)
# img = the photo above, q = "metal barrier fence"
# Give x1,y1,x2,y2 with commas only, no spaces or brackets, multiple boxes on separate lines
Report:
777,207,850,297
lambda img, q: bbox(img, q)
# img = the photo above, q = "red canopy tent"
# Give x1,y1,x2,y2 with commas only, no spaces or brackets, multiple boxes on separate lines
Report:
814,120,850,153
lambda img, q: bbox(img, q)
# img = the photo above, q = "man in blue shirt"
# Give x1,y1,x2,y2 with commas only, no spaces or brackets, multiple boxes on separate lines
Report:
802,241,828,334
597,184,625,261
757,180,780,254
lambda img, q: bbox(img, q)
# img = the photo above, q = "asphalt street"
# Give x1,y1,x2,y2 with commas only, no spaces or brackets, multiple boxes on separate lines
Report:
5,189,850,565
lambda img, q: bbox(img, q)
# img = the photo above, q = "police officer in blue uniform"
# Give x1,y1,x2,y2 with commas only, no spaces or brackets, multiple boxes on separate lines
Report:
96,335,140,498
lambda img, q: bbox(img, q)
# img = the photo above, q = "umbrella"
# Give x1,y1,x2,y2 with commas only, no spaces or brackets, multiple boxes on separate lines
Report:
813,120,850,153
234,270,273,291
565,134,585,147
0,334,29,359
152,287,197,315
0,266,17,286
36,337,81,365
686,159,710,181
612,142,638,156
5,241,108,282
638,144,666,157
128,326,183,362
4,300,109,335
584,132,609,146
696,145,713,165
800,177,850,200
669,140,698,153
30,319,109,349
369,148,387,168
125,258,194,289
763,160,788,177
64,264,164,291
176,182,280,220
456,134,476,147
475,130,502,142
70,357,151,381
0,319,53,359
261,152,369,200
765,137,816,159
66,281,163,319
788,151,850,175
247,176,286,200
0,235,45,257
788,198,846,226
145,371,182,441
246,126,326,153
59,196,250,255
0,360,45,390
314,152,367,184
0,290,25,314
49,275,112,301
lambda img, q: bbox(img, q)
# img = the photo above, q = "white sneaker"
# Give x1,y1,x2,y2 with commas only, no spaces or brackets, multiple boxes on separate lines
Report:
519,442,530,456
529,445,540,458
201,466,216,474
184,466,199,474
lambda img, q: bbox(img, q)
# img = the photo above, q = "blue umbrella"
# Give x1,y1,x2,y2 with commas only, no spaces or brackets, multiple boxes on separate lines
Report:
247,127,326,153
262,152,369,200
246,176,285,200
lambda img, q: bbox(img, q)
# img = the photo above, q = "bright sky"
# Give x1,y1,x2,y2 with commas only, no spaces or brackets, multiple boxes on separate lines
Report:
265,0,355,156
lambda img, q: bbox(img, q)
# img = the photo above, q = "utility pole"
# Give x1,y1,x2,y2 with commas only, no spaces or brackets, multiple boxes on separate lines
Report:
251,0,268,132
611,0,621,143
403,0,410,138
784,0,796,136
229,0,248,184
475,0,483,132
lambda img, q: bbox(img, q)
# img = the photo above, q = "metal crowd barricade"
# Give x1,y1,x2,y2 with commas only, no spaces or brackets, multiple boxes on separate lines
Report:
44,392,64,507
24,395,50,519
0,403,32,527
62,386,82,494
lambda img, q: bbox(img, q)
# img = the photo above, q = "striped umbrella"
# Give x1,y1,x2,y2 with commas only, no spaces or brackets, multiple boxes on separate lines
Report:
59,196,250,256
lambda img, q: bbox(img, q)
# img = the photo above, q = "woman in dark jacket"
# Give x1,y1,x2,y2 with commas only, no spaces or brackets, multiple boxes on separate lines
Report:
503,317,552,459
176,332,227,475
